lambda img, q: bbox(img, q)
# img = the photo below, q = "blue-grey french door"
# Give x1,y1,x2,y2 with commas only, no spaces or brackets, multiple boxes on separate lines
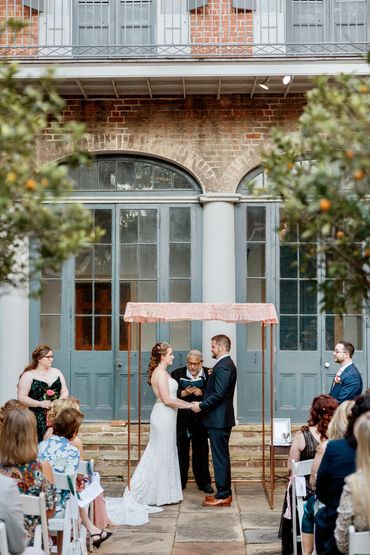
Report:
236,202,368,423
32,202,202,420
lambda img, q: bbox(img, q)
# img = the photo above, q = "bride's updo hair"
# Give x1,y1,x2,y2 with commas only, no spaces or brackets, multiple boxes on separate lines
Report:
147,342,171,385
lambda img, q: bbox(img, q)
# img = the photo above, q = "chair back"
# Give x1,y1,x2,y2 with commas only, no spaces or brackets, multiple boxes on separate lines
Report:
291,458,314,555
349,525,370,555
53,472,77,493
0,522,10,555
20,492,50,555
77,459,94,479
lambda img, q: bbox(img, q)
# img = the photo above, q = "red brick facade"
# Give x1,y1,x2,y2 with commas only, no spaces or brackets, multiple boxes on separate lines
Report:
40,94,306,191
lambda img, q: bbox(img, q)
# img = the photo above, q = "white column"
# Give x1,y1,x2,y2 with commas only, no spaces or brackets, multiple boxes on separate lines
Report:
0,286,29,404
199,193,240,367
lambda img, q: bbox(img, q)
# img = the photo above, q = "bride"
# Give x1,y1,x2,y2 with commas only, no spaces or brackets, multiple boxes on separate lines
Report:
106,341,194,525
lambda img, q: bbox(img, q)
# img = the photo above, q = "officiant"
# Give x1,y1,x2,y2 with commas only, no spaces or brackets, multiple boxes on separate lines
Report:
171,350,213,494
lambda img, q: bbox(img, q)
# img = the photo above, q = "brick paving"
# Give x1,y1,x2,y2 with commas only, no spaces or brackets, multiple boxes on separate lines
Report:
98,481,285,555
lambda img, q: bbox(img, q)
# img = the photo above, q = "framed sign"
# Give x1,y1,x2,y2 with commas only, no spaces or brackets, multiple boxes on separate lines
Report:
273,418,291,446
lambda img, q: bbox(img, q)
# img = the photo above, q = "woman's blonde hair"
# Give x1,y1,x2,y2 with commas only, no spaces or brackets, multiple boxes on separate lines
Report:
147,342,171,385
0,408,38,466
348,416,370,528
48,397,81,426
327,399,355,440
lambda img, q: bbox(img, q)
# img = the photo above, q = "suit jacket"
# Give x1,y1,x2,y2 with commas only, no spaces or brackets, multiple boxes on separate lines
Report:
171,365,210,437
200,355,237,429
315,438,356,554
0,475,27,555
329,363,363,403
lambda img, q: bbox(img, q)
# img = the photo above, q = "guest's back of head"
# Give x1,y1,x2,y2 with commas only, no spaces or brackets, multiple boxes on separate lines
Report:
328,399,355,440
53,408,84,440
345,393,370,446
348,415,370,528
303,394,339,440
0,399,28,430
0,408,37,466
49,397,81,427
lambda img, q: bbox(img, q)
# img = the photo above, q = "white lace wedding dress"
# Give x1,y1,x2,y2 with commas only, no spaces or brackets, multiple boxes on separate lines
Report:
106,377,183,525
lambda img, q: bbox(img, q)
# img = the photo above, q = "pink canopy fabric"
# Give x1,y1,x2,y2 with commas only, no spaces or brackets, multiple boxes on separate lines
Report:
124,302,278,325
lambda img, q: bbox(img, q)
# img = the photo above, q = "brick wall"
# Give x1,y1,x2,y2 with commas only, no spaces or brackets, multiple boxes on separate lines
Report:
0,0,39,54
40,94,305,192
190,0,253,56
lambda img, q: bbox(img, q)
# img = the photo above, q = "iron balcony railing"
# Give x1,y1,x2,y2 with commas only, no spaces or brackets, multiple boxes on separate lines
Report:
0,0,369,59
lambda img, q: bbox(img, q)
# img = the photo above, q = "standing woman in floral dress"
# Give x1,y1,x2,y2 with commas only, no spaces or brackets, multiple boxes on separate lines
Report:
18,344,68,442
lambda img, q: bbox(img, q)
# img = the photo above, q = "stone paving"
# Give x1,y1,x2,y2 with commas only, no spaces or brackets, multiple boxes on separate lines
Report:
99,482,285,555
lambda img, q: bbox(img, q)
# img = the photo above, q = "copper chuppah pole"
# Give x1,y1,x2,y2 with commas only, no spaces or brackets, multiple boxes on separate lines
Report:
127,322,131,489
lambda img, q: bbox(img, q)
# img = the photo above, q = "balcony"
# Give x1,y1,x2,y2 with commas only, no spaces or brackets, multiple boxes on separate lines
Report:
1,0,369,60
1,0,368,98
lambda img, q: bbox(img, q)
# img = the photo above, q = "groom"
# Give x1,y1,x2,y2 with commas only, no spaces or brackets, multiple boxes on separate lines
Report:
192,334,237,507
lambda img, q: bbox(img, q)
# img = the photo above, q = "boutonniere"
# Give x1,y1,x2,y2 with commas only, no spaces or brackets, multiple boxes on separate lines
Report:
207,368,213,376
333,375,342,385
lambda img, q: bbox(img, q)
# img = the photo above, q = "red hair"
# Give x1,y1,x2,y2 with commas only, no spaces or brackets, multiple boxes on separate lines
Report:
302,394,339,440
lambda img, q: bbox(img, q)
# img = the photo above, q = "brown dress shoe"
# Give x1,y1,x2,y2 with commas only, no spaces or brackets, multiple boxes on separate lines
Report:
201,495,232,507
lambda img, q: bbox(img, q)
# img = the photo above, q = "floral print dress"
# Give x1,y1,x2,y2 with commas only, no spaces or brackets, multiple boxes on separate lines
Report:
0,460,56,546
38,435,80,517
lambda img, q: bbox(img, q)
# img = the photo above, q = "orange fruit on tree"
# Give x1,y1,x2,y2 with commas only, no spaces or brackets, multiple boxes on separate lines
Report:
345,150,354,159
319,198,331,212
25,179,37,190
353,169,365,180
336,231,345,240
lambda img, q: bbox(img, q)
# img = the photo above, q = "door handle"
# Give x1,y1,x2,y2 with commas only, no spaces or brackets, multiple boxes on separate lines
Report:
324,362,330,368
117,362,122,368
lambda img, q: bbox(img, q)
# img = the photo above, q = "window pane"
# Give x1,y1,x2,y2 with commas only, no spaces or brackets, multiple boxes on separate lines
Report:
246,206,265,241
280,246,297,278
174,173,193,190
247,244,265,277
75,316,93,350
344,315,363,350
280,316,298,350
94,282,112,315
300,316,317,351
300,245,316,278
170,208,191,242
246,278,266,303
94,246,112,278
75,282,93,315
79,164,97,190
117,161,134,191
75,249,93,278
169,244,191,277
120,210,138,243
138,280,157,302
135,162,153,190
98,160,116,191
153,166,172,190
120,281,138,311
300,281,317,314
94,316,111,350
95,210,112,244
280,280,298,314
139,210,157,243
170,279,191,302
139,245,157,279
41,316,60,350
120,245,138,279
170,321,190,351
40,280,61,313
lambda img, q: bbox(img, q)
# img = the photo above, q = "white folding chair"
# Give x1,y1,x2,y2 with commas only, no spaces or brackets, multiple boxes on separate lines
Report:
291,459,314,555
349,525,370,555
0,522,10,555
20,492,50,555
48,473,87,555
77,460,95,552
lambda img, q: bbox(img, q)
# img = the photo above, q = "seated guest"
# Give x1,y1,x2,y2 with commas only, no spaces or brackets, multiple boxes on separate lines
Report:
0,399,28,428
46,397,116,529
315,394,370,555
38,407,112,549
0,408,55,547
0,474,27,555
279,395,338,555
334,414,370,554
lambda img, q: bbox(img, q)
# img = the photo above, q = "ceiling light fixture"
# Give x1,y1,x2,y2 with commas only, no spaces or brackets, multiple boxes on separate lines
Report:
259,77,269,90
283,75,292,85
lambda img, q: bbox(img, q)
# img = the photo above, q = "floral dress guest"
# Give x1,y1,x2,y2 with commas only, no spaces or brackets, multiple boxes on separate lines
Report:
0,408,55,546
38,413,81,517
18,344,68,442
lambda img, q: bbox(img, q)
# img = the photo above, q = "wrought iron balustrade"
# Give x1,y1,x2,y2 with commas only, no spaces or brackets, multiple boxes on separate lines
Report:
0,0,368,59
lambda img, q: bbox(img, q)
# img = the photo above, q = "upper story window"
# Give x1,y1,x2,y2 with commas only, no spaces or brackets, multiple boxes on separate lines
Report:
69,155,200,193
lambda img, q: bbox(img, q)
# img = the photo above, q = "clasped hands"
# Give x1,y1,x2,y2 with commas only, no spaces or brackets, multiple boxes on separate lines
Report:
189,401,201,413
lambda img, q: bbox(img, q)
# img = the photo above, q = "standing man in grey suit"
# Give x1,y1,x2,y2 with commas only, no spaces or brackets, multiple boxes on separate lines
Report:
192,334,237,507
330,340,362,403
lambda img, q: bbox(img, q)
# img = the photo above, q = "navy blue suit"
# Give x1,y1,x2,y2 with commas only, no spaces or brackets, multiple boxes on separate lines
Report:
200,355,237,499
315,438,356,555
329,363,363,403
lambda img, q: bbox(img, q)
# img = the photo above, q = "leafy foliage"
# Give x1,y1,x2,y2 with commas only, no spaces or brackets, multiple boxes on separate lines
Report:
0,63,101,291
261,69,370,315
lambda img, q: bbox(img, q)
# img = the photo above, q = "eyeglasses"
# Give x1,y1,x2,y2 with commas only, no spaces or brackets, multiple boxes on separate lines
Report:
44,355,54,359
